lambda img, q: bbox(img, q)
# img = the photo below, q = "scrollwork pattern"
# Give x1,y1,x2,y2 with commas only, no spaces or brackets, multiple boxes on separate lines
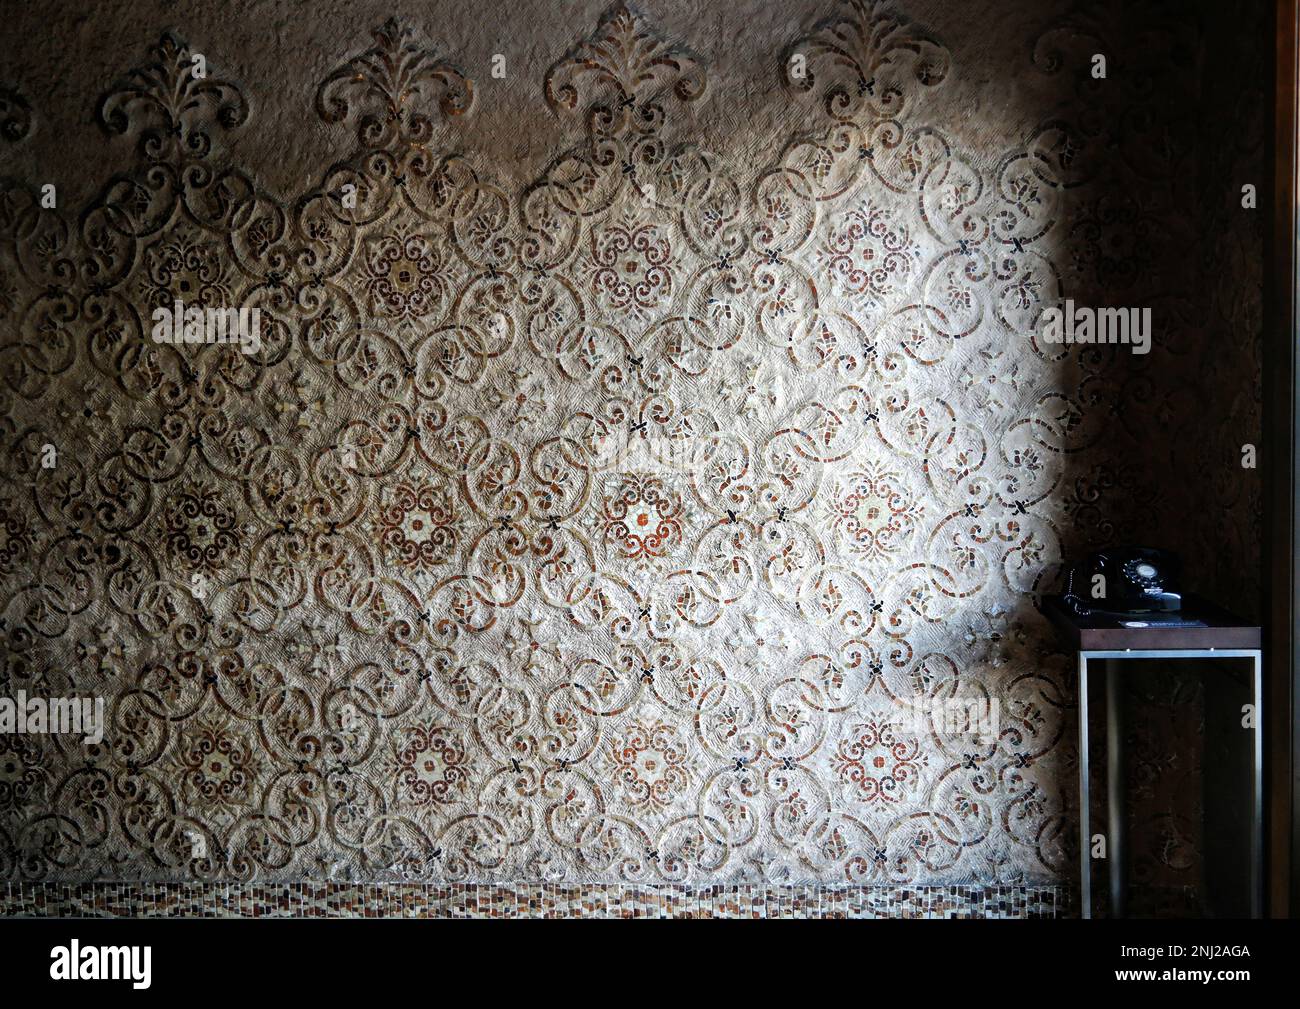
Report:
0,0,1260,893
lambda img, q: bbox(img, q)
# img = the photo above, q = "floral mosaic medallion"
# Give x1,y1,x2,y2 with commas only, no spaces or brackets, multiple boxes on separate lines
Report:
0,0,1262,900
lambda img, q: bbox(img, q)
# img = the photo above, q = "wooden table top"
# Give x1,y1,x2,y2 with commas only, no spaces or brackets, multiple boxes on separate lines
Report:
1040,594,1262,651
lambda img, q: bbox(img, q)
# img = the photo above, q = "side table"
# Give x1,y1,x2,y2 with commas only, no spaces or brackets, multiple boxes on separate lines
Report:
1042,595,1262,918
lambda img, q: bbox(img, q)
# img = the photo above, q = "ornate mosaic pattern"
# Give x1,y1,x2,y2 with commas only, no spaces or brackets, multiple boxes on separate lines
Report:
0,0,1263,897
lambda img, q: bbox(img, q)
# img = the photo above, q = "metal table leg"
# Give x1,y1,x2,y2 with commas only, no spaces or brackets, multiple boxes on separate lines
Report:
1252,650,1263,919
1106,659,1125,918
1078,653,1090,918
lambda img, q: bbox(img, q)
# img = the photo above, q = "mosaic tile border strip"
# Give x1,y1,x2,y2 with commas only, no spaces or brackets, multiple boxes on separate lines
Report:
1,882,1069,918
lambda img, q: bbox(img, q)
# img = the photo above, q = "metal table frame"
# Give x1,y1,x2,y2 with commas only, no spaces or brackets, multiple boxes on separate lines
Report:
1077,647,1263,919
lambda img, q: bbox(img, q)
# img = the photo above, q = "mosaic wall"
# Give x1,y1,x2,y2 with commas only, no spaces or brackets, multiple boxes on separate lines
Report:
0,0,1263,901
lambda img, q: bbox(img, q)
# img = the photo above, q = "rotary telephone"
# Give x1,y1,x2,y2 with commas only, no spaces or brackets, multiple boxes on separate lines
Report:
1062,547,1182,617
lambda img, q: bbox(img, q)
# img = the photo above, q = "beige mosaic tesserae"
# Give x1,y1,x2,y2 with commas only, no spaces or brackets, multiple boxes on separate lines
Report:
0,0,1261,908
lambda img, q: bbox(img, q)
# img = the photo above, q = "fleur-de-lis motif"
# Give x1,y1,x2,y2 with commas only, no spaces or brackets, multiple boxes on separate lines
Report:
543,2,705,122
316,17,473,151
784,0,948,119
98,32,247,161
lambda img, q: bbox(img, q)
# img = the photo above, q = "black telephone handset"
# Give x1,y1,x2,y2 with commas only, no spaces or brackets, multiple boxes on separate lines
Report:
1063,547,1182,616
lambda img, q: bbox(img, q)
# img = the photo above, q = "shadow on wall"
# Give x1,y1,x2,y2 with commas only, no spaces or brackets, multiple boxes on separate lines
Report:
0,0,1262,905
